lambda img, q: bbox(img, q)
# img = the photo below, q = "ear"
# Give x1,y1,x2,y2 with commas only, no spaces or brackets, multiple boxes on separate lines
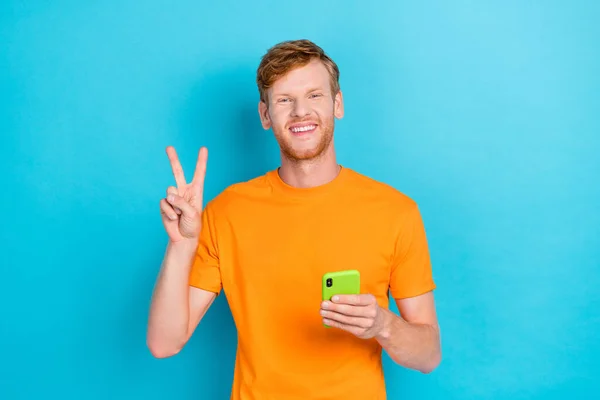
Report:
334,90,344,119
258,101,271,130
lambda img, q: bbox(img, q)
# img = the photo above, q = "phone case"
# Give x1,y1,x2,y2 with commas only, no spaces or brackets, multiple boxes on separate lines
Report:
322,269,361,301
322,270,361,328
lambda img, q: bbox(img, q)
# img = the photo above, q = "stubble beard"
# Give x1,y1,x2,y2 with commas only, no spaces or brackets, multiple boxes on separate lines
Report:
274,117,335,162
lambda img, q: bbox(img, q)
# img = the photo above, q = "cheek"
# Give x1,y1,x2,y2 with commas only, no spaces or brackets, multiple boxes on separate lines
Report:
314,102,334,116
270,110,289,129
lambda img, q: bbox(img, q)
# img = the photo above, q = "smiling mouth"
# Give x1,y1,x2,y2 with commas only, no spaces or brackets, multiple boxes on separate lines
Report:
289,124,317,135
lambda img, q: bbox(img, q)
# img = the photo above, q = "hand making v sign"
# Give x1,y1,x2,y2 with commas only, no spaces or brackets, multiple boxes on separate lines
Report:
159,146,208,243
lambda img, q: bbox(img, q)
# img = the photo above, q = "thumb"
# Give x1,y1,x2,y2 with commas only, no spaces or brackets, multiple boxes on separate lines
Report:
166,193,197,218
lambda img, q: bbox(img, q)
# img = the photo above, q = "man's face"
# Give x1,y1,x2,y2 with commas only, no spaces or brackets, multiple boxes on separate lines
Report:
259,59,344,161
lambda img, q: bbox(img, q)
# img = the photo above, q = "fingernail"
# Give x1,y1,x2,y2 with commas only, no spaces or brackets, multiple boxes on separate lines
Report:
322,301,329,308
167,195,174,202
169,214,177,220
332,296,339,302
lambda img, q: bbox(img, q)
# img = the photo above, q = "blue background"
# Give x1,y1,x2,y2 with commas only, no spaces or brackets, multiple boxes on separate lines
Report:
1,1,599,399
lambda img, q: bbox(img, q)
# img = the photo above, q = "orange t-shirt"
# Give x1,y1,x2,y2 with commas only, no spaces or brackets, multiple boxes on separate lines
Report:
189,166,436,400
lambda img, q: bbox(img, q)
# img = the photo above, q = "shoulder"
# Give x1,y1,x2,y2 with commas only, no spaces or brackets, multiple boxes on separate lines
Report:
344,169,428,239
343,167,418,212
204,172,272,213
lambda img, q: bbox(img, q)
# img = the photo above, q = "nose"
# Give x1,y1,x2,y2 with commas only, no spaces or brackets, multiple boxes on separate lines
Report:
291,97,311,118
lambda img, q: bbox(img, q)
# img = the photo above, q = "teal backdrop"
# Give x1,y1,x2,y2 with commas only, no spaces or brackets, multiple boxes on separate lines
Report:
1,1,599,399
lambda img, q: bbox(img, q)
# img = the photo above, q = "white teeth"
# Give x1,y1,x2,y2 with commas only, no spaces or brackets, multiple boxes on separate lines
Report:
291,125,316,133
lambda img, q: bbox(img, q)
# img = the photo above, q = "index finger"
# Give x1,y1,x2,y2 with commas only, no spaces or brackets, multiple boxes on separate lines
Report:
330,294,374,306
166,146,187,188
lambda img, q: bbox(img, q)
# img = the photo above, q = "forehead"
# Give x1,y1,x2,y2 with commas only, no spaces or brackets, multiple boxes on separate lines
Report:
271,59,330,94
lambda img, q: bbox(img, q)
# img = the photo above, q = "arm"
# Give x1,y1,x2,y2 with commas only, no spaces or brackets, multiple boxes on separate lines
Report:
320,290,441,374
380,201,440,372
147,145,217,358
146,240,217,358
375,291,441,373
320,202,440,371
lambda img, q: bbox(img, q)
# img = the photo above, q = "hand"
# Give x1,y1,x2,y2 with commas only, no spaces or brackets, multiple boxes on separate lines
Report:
320,294,386,339
159,146,208,243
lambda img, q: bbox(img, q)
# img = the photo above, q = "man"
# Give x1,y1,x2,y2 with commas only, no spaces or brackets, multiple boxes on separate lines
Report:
147,39,441,399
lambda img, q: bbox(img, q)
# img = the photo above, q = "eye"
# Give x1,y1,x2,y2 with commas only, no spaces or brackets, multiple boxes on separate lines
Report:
309,93,323,99
277,97,292,103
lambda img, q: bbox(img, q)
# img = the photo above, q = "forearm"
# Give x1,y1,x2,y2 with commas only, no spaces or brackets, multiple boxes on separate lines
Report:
147,240,197,356
375,308,441,373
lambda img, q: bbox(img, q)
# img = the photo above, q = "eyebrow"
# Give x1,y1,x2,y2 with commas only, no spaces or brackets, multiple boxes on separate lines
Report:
273,87,325,97
306,87,325,93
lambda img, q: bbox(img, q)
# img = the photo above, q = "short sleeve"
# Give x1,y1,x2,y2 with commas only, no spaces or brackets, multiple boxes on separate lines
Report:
389,202,436,299
188,202,222,294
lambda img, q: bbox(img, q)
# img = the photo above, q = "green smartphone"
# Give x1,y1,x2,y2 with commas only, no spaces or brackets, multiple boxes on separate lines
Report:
322,269,361,301
322,270,361,327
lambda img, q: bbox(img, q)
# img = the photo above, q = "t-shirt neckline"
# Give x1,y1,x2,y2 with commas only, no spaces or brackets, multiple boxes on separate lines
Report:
267,165,349,199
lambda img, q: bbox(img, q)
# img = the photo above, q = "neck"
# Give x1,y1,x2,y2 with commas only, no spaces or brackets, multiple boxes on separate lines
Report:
278,143,340,188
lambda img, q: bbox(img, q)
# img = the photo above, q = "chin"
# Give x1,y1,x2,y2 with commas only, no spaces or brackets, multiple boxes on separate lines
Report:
286,148,321,161
274,126,333,161
283,139,332,161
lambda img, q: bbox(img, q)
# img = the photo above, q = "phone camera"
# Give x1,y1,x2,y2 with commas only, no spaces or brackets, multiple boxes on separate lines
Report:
326,278,333,287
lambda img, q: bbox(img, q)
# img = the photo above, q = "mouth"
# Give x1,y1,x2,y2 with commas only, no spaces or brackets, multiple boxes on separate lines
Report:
289,123,318,136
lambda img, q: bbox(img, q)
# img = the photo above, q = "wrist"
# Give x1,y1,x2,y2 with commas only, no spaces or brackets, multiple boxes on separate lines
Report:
167,238,198,257
375,308,396,341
